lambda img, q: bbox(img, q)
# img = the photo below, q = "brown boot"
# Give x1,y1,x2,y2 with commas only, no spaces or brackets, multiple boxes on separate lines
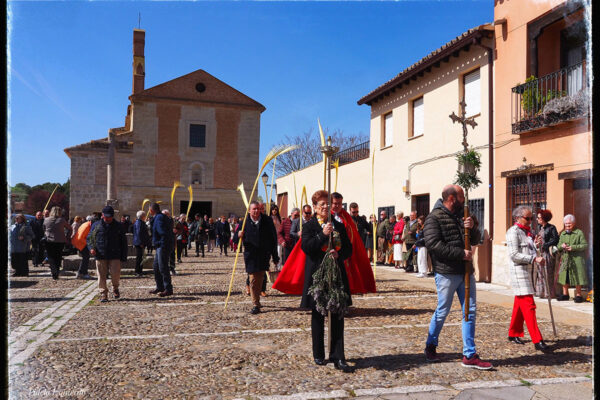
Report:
245,285,251,296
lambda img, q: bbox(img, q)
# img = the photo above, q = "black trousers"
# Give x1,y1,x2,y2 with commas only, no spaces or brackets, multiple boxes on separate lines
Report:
219,239,229,256
78,246,90,276
32,239,45,266
45,242,64,279
176,240,185,261
11,252,29,276
311,308,345,361
135,245,144,274
195,240,205,257
281,246,293,265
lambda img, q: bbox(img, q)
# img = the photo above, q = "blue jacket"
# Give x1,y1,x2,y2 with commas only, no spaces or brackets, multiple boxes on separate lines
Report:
10,223,34,253
152,213,174,250
133,219,151,247
87,219,128,261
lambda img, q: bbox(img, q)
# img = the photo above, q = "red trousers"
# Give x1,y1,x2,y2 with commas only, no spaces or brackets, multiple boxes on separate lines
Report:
508,295,543,343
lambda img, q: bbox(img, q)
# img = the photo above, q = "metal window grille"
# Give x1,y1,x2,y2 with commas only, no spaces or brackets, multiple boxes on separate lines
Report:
378,206,395,221
506,172,547,231
189,124,206,148
468,198,484,245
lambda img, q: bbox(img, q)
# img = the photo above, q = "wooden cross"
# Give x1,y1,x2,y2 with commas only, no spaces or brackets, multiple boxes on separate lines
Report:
449,100,478,152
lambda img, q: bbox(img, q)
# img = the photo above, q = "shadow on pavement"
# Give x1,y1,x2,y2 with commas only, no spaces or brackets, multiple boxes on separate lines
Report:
8,280,39,289
346,307,431,318
350,351,463,371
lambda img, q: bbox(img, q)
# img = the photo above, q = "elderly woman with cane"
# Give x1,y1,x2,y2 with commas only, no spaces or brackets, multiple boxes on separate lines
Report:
505,205,550,352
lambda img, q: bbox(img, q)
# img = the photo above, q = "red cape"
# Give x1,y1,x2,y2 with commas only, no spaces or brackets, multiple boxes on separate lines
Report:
272,210,376,295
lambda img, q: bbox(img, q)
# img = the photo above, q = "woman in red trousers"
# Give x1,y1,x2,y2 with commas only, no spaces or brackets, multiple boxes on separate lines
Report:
505,205,551,352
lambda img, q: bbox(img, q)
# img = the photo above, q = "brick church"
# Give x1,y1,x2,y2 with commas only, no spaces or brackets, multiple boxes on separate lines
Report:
65,29,264,219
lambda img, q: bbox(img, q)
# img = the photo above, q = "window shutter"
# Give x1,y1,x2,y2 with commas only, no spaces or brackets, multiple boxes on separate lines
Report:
464,69,481,117
384,113,393,147
413,97,424,136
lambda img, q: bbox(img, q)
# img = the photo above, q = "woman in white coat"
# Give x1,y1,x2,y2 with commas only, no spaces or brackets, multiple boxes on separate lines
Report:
505,205,550,352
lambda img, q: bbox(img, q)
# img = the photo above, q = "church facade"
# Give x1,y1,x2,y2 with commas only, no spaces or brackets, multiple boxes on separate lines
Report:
65,29,264,219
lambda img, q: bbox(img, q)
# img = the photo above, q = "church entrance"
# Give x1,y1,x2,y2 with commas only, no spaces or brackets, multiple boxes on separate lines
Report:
180,201,212,218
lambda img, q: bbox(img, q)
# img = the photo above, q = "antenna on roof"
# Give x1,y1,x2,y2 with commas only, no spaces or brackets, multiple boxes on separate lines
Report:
138,12,141,29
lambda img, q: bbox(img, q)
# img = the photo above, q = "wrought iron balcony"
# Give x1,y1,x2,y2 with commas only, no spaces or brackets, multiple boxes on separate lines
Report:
511,61,588,134
332,141,370,166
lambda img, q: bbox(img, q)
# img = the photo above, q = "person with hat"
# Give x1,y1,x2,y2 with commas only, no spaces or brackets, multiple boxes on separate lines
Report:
148,203,175,296
87,206,128,302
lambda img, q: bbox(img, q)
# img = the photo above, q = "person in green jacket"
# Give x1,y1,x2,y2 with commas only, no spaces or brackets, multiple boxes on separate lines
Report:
556,214,588,303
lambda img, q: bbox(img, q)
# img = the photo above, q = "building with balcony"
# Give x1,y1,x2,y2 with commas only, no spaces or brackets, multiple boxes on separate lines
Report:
276,25,495,281
492,0,592,287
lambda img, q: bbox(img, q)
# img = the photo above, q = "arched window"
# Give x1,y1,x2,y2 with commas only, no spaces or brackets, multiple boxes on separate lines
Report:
190,163,203,186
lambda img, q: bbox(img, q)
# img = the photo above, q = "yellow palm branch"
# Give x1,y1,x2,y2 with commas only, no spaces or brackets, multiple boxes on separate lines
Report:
333,158,340,192
185,185,194,220
237,183,249,208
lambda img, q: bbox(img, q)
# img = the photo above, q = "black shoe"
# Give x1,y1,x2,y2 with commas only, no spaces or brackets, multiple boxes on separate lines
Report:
250,306,260,315
158,290,173,297
574,296,584,303
113,289,120,299
314,358,326,366
557,294,570,301
424,344,441,362
376,261,384,265
171,268,177,275
332,359,354,373
508,336,525,345
534,340,551,352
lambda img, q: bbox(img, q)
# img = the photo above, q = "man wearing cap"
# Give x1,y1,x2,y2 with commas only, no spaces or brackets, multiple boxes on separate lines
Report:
87,206,128,303
149,203,175,296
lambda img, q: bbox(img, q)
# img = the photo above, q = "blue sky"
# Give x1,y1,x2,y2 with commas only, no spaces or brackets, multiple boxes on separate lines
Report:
7,0,492,199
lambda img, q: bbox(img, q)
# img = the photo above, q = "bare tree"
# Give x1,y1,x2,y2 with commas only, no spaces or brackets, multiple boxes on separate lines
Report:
274,127,368,176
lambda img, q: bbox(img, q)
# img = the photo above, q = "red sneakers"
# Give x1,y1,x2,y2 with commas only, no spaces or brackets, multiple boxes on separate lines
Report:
461,354,493,370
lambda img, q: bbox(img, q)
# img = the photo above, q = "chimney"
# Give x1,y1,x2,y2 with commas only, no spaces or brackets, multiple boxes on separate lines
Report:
132,29,145,95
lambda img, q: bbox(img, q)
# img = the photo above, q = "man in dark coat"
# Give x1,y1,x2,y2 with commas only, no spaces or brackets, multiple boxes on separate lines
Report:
239,201,279,314
349,203,369,246
215,215,231,256
133,210,151,277
87,206,128,302
30,211,46,266
149,203,175,297
423,184,491,370
404,211,419,271
301,190,353,373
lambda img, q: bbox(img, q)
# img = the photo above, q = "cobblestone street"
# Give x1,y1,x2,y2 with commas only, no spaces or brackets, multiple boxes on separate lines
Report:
8,251,593,399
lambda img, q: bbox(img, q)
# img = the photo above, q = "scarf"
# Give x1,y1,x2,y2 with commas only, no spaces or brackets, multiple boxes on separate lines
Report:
515,222,534,238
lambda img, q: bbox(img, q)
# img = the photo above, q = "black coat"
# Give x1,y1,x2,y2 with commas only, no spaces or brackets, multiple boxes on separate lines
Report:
539,223,559,252
87,220,128,261
242,214,279,273
423,200,481,275
300,217,353,309
132,219,150,247
31,218,45,241
216,220,231,239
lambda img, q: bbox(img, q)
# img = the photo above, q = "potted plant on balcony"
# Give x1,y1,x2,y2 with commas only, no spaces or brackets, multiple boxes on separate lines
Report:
455,148,482,191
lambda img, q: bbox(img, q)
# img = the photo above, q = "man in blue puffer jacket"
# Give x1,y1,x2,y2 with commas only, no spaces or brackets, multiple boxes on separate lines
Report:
87,206,128,303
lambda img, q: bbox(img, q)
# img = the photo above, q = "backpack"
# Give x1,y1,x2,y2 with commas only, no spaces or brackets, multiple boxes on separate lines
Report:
71,221,91,251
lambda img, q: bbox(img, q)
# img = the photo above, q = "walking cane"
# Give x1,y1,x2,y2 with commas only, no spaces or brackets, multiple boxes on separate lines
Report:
536,235,557,337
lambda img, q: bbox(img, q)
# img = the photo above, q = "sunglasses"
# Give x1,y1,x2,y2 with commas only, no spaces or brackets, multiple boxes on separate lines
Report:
521,216,532,221
304,211,312,215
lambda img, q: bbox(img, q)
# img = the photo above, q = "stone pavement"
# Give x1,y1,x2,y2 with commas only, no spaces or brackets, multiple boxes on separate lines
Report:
7,252,593,399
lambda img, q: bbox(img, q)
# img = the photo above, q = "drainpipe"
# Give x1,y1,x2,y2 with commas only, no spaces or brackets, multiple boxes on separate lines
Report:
475,37,494,283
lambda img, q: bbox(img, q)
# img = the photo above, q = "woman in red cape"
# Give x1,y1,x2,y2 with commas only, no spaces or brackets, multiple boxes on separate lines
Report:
273,208,376,295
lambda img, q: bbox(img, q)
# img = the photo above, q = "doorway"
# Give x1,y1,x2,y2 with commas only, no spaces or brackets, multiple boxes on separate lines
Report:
413,194,430,218
180,201,212,218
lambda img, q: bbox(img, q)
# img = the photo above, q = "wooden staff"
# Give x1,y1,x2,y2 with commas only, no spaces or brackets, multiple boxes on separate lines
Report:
536,233,557,336
463,191,472,322
43,184,60,212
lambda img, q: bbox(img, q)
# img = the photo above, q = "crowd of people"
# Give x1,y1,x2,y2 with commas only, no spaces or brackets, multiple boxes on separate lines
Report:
8,183,591,372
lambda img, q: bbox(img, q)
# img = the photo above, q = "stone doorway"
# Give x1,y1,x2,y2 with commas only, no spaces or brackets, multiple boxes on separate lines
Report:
180,201,212,218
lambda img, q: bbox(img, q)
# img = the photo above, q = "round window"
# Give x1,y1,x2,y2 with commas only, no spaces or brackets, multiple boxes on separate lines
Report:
195,83,206,93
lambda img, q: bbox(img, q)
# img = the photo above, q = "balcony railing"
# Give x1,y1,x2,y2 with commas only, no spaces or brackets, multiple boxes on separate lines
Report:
332,141,370,166
511,61,588,134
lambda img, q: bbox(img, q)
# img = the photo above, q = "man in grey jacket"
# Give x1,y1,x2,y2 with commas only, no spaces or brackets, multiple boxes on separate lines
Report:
423,184,491,370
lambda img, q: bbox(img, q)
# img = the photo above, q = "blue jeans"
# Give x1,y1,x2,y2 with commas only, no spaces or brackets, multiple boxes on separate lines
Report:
426,272,477,358
153,246,172,292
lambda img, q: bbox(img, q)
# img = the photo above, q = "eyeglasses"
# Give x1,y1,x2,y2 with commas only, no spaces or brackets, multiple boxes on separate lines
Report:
520,216,532,221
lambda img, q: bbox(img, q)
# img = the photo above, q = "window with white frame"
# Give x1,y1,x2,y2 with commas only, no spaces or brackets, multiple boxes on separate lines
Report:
383,112,393,148
412,97,424,137
463,69,481,117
